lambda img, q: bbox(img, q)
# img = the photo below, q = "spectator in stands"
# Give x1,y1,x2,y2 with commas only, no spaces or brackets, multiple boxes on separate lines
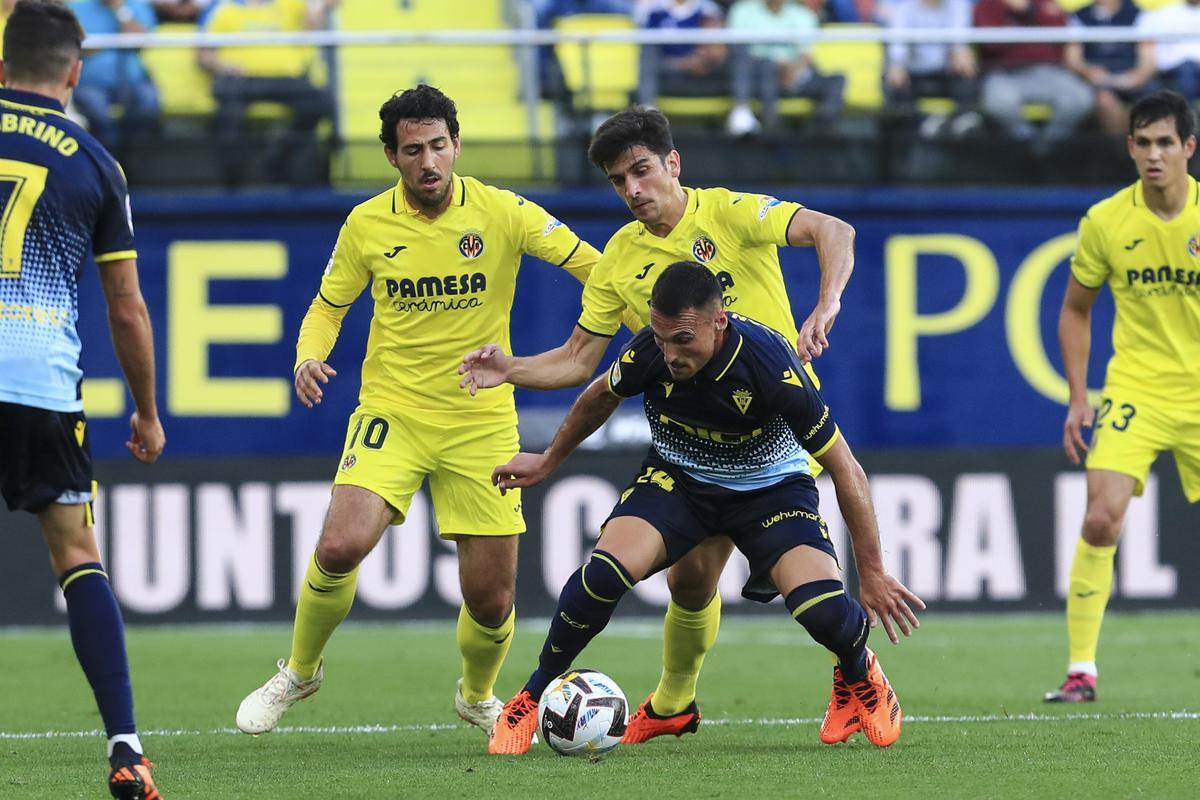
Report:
1137,0,1200,106
70,0,160,156
973,0,1094,156
883,0,979,139
1065,0,1156,138
198,0,336,186
725,0,845,136
151,0,216,24
802,0,860,23
534,0,633,27
635,0,728,106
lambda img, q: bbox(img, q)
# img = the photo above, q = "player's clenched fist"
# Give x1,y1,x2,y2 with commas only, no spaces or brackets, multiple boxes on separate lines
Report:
295,359,337,408
459,343,513,396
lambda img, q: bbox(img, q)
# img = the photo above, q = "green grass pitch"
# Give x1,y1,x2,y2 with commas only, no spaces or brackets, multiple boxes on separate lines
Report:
2,612,1197,799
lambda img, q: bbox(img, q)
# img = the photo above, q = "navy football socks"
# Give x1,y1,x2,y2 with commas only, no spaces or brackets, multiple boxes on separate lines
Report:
59,563,138,742
786,579,869,683
524,550,636,698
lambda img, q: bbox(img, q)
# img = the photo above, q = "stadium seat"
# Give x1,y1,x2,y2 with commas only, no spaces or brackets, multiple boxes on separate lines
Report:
658,24,883,124
334,1,555,185
553,14,639,111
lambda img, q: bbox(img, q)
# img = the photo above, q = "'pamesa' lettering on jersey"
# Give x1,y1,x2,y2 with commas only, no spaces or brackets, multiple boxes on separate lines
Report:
715,270,738,307
384,273,487,312
658,413,764,444
1125,266,1200,287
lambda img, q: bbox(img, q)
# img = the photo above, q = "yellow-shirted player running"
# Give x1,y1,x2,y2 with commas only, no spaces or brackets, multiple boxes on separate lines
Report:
235,85,619,735
1047,90,1200,703
462,107,910,748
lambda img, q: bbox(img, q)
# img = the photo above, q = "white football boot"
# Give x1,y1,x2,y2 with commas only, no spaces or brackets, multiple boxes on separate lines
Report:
454,678,504,733
236,659,324,734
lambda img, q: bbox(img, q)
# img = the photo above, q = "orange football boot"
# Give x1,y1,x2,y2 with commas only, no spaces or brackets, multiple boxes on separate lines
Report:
108,756,161,800
621,693,701,744
819,666,861,744
488,690,539,755
846,649,902,747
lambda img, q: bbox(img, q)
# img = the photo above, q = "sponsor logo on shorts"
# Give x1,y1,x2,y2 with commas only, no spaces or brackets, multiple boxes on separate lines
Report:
458,231,485,259
761,508,823,529
341,453,356,471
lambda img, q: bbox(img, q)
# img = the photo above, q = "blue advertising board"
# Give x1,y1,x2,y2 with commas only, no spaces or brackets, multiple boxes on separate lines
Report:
73,186,1121,458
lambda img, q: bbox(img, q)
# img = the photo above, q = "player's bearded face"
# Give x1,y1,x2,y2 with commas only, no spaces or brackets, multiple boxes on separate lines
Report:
389,119,461,210
1128,118,1196,188
650,304,727,380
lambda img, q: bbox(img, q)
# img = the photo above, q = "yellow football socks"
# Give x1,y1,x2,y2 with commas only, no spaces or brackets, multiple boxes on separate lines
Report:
1066,538,1117,668
288,554,359,680
457,604,515,703
652,593,722,716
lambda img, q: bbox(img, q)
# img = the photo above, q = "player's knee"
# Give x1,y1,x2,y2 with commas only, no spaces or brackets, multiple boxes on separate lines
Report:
314,536,367,575
666,565,720,611
579,549,636,604
785,580,867,651
1082,504,1124,545
462,586,514,628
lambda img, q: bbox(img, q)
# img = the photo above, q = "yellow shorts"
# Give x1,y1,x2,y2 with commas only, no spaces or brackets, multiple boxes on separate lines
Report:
1086,389,1200,503
332,406,525,535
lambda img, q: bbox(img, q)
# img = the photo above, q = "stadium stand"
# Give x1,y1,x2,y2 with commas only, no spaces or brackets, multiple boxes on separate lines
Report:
334,0,554,186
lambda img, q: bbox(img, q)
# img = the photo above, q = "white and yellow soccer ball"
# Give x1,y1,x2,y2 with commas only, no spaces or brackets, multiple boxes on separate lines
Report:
537,669,628,757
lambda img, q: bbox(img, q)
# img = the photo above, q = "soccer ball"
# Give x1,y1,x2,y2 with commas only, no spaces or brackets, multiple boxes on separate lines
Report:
537,669,627,757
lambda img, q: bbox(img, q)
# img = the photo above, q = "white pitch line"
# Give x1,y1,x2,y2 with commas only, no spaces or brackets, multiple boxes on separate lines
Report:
2,711,1197,741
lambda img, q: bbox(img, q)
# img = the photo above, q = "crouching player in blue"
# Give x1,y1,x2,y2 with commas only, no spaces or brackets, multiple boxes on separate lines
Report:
487,262,924,754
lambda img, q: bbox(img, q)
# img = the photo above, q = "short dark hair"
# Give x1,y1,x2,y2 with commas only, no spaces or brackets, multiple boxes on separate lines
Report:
379,84,460,150
588,106,675,171
650,262,723,317
2,1,84,85
1129,90,1197,142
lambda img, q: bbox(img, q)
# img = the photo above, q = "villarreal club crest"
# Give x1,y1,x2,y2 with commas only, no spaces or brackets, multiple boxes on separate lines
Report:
692,236,717,263
459,231,485,259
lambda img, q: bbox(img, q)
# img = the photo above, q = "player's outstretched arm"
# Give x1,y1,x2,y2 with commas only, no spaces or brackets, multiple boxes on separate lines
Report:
99,259,165,464
1059,276,1101,465
492,376,622,493
295,359,338,408
814,436,925,644
461,325,611,393
786,209,855,364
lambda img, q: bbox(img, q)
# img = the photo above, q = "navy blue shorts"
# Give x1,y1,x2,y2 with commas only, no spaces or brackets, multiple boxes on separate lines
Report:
0,401,93,513
604,455,838,603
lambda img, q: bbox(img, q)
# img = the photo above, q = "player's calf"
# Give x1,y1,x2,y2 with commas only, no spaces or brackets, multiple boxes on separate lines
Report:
521,550,636,702
785,579,874,744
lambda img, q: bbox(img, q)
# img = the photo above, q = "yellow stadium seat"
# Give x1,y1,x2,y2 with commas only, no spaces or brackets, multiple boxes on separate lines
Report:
553,14,639,111
811,24,883,111
338,0,504,31
333,1,555,185
141,23,217,115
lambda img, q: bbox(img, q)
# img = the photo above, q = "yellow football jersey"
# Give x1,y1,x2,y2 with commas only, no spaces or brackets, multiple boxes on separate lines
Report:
1071,177,1200,406
297,174,599,415
579,187,804,340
